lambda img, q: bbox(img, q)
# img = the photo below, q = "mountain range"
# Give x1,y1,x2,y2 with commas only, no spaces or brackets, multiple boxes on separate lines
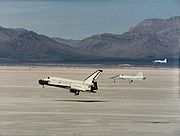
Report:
0,16,179,63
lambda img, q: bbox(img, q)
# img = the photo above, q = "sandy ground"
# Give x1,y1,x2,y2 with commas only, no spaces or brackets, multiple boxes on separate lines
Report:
0,66,179,136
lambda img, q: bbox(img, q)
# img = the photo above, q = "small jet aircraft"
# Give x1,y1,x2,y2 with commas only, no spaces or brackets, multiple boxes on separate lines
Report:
153,59,167,64
109,72,146,83
38,70,103,95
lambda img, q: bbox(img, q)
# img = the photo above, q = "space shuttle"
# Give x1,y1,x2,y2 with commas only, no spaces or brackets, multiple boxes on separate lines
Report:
38,70,103,95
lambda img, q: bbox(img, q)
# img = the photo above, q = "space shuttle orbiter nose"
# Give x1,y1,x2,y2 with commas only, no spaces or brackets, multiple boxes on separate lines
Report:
38,79,49,85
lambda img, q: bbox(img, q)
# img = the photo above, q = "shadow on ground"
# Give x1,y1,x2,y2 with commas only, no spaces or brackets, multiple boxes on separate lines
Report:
51,99,108,103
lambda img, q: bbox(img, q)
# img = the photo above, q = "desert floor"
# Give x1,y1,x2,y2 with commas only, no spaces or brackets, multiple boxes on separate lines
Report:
0,66,179,136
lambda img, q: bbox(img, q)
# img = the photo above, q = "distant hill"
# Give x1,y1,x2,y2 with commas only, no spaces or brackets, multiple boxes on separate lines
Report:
0,16,179,63
52,37,82,47
54,16,180,60
0,26,92,62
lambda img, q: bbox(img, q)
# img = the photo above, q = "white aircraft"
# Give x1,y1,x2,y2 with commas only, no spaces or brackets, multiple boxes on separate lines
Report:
38,70,103,95
153,59,167,64
109,72,146,83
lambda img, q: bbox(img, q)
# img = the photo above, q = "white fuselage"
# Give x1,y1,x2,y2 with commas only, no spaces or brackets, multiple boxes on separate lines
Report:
117,75,145,81
43,76,91,92
109,72,146,83
153,59,167,64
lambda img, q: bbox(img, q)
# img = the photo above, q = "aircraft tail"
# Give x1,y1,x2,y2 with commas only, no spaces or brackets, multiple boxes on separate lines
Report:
136,72,143,77
84,70,103,84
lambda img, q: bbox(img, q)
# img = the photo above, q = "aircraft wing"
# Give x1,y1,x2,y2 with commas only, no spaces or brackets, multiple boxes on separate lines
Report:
70,84,86,92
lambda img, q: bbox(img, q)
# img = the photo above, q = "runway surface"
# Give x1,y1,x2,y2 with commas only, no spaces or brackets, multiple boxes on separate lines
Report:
0,66,179,136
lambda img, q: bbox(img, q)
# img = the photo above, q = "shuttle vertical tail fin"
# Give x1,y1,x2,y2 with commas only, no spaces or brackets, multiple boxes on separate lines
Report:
84,70,103,84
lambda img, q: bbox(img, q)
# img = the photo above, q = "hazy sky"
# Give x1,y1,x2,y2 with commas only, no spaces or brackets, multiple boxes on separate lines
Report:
0,0,179,39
